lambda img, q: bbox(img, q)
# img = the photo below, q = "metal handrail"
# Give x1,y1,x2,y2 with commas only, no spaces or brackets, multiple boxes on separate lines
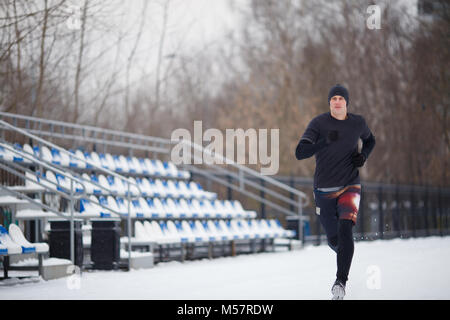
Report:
0,119,143,196
0,118,137,268
0,111,170,145
0,140,137,219
0,111,310,244
0,112,308,203
181,139,308,204
0,140,87,197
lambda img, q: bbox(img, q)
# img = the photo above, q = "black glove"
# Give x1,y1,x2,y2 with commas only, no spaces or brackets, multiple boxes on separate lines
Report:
326,130,339,144
352,151,366,167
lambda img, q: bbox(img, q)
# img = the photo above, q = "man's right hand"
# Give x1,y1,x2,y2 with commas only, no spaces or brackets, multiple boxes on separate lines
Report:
326,130,339,144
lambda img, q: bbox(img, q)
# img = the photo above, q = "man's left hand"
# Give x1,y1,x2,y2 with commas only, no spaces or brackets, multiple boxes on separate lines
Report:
352,152,366,167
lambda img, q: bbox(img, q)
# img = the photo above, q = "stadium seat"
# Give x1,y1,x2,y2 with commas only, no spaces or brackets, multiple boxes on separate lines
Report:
183,221,203,242
107,176,125,195
143,198,159,218
189,199,206,218
98,174,112,193
80,196,103,218
89,151,103,168
0,225,22,254
151,198,167,218
10,143,32,164
8,224,49,253
205,221,227,241
194,220,214,241
247,220,262,239
230,219,250,239
163,161,178,177
118,155,130,173
23,143,36,158
0,243,7,255
114,197,135,217
142,158,156,176
80,173,99,194
112,155,124,172
164,198,180,218
177,199,193,218
51,148,65,166
212,200,228,218
212,220,231,241
126,177,140,196
143,221,164,243
126,156,137,174
201,200,216,218
104,153,117,171
42,170,60,192
40,146,54,164
106,196,126,217
166,180,180,198
0,143,23,162
217,220,238,240
131,198,145,218
156,221,179,244
151,159,167,176
178,170,191,179
268,219,295,238
138,158,150,175
165,221,183,243
24,171,45,190
153,179,167,198
176,181,191,198
134,221,153,241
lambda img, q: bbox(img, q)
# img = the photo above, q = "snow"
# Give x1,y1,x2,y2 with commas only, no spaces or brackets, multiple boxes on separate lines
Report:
10,257,72,267
1,236,449,300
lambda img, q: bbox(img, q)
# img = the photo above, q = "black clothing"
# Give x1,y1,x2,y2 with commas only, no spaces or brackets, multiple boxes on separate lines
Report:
351,152,366,167
336,219,354,284
295,112,375,189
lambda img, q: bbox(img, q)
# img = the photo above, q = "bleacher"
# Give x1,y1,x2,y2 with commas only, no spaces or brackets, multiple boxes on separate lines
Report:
0,130,298,275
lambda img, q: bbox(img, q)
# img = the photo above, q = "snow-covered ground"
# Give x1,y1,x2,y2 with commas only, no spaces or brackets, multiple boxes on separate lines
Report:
1,236,449,300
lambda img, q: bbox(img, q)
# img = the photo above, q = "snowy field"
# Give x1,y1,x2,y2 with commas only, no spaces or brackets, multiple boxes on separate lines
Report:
1,236,449,300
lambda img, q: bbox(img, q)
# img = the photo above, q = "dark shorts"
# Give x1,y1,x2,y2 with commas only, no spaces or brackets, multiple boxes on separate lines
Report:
313,184,361,237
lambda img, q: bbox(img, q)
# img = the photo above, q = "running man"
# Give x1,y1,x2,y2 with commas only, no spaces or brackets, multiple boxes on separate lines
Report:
294,84,376,300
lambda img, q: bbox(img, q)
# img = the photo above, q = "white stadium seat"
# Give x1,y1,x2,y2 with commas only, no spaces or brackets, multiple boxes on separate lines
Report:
0,225,23,254
9,224,49,253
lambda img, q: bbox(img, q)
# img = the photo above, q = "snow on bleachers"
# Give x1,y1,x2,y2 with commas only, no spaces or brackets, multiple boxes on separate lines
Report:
18,143,190,179
0,224,49,255
1,140,296,265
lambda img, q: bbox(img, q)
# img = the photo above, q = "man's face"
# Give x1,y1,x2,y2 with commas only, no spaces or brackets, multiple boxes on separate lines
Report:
330,95,347,115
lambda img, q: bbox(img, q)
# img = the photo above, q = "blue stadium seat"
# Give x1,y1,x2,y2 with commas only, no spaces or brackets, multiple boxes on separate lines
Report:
0,143,23,162
0,225,31,254
131,199,145,218
67,149,80,168
144,198,159,218
126,156,137,174
104,153,117,171
89,151,103,168
51,148,64,166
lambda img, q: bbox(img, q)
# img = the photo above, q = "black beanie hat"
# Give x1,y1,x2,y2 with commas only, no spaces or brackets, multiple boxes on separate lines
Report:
328,84,349,106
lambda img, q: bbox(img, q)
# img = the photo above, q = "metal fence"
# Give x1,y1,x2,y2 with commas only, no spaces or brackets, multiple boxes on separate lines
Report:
283,177,449,244
195,172,450,244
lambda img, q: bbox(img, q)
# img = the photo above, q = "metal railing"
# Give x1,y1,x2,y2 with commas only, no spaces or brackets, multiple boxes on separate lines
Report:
272,175,450,243
0,111,310,245
0,119,144,268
